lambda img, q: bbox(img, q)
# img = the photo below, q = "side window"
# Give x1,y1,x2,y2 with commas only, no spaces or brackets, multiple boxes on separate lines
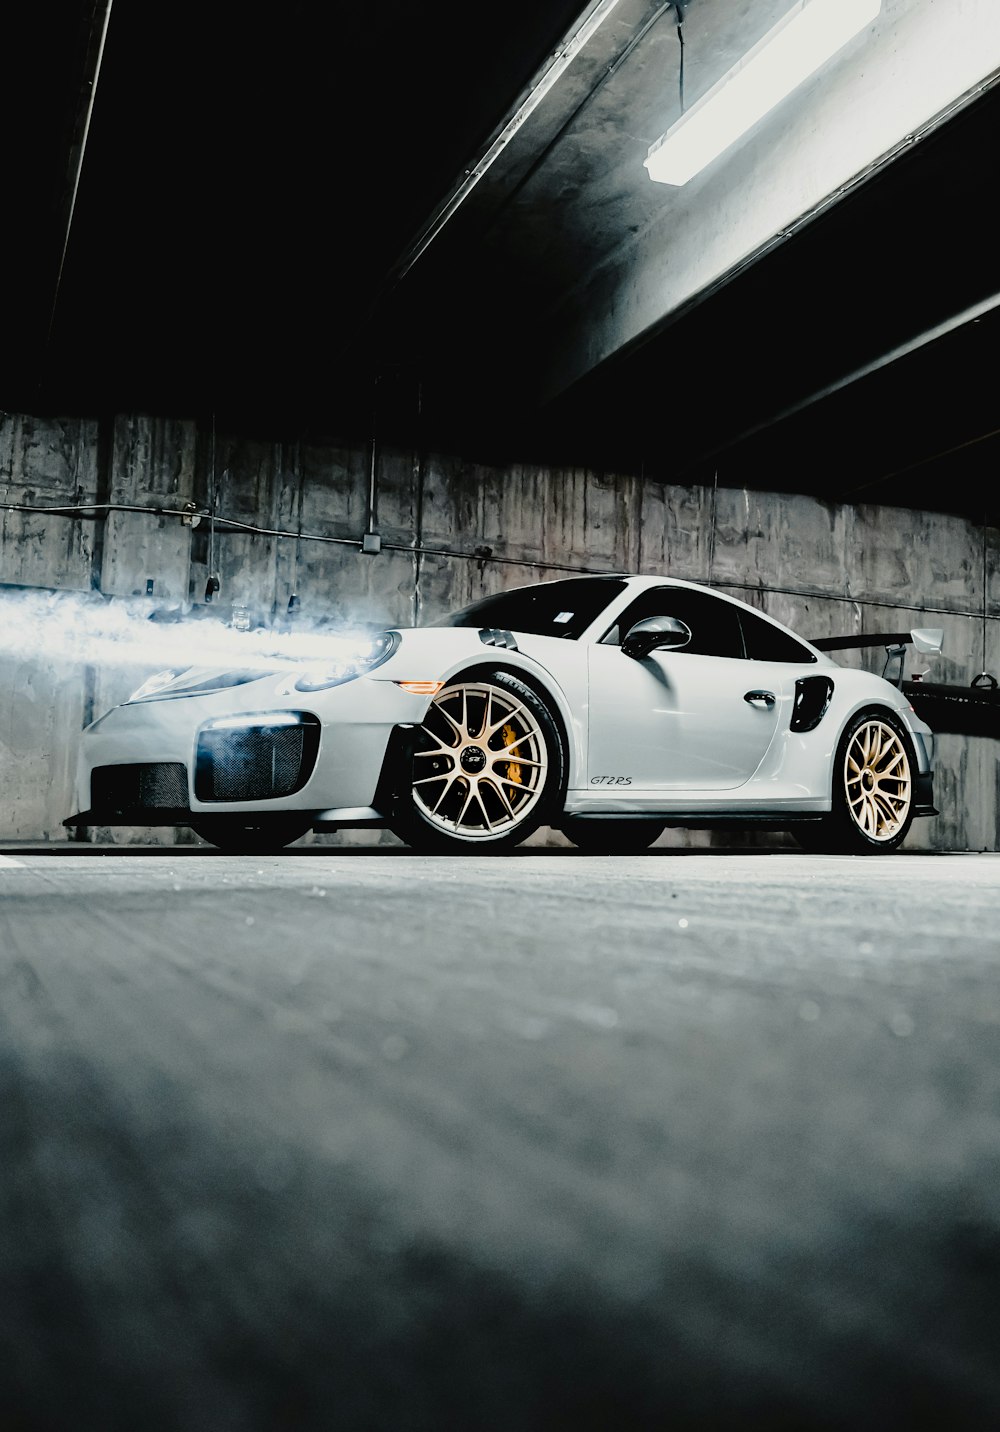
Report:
603,587,745,659
739,606,817,664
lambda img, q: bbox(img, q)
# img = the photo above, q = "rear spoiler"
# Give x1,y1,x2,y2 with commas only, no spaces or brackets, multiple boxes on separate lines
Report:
809,627,999,736
810,629,944,654
810,628,944,689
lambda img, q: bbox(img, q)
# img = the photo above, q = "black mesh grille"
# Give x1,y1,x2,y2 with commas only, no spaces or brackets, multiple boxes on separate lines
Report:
194,716,320,803
91,762,189,813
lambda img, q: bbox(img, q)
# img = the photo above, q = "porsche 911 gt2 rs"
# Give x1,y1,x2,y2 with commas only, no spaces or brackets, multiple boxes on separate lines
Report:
66,574,937,854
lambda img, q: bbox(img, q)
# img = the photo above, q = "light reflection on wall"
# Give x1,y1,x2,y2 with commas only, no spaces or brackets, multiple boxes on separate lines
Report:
0,585,386,683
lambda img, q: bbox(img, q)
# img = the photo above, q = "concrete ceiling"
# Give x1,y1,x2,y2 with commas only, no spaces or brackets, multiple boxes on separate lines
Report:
4,0,1000,522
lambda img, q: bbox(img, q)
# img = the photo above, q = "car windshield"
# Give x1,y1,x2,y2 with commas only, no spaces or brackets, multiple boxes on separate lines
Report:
440,577,627,640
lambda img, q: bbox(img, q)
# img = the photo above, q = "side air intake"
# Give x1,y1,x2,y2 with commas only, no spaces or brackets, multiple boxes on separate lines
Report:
790,676,834,733
194,714,320,802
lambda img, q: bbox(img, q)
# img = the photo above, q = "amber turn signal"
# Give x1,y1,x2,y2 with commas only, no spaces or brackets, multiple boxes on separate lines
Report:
395,681,445,696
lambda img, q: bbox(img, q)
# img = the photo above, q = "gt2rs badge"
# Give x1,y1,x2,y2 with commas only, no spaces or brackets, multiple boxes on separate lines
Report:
590,775,633,785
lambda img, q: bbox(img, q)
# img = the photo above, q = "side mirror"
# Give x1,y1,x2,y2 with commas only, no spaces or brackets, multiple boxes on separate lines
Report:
622,616,692,660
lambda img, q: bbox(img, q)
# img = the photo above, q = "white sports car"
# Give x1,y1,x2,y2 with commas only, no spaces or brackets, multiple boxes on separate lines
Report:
66,574,938,854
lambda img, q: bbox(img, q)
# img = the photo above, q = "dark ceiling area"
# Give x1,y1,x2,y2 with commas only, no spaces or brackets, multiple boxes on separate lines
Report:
4,0,1000,524
3,0,587,420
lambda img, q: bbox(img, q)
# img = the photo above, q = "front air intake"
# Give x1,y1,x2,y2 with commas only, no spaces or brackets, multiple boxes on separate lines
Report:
194,714,320,803
91,762,190,814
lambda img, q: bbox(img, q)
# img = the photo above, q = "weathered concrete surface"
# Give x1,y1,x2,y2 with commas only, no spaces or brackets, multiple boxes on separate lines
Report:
0,655,87,840
0,847,998,1430
0,416,99,587
1,413,997,848
101,416,198,601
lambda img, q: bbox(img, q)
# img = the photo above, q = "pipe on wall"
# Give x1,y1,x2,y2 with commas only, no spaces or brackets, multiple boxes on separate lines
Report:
1,495,996,621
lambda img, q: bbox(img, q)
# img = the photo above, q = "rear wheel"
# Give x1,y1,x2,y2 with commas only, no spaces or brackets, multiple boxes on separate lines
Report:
795,710,916,854
390,671,564,852
562,818,665,853
189,815,312,853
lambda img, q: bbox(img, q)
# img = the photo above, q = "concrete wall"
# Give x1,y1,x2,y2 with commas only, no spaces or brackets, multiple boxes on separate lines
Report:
1,411,997,849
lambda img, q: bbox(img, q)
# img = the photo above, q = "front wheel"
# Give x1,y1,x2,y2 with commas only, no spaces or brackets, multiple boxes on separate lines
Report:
189,815,313,853
389,671,564,852
562,818,665,853
795,710,916,854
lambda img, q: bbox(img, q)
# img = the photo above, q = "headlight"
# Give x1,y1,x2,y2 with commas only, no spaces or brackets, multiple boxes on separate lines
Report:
128,667,190,702
280,631,399,693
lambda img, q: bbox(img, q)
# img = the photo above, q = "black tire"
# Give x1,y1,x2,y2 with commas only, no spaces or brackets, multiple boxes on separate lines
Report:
562,817,665,853
794,708,917,855
189,815,313,853
389,670,565,853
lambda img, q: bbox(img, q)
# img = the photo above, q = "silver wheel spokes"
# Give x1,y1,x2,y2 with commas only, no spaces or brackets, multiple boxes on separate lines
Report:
412,683,547,838
844,720,911,841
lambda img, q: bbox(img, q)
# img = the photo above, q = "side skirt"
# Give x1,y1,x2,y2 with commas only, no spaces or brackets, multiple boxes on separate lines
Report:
564,812,830,830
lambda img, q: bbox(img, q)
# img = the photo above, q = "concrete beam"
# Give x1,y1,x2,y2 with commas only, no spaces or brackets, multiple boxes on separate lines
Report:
531,0,1000,404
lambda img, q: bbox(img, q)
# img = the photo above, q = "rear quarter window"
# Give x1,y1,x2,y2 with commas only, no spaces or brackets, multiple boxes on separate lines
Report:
739,607,817,664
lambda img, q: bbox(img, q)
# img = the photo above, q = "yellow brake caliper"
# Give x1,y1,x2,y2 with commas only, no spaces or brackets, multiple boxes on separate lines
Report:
502,722,522,790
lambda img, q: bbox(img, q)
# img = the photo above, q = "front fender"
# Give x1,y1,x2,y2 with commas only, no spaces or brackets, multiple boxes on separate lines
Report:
373,629,585,789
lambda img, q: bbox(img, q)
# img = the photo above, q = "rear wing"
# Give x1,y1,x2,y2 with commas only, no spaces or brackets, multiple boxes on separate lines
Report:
810,629,944,688
812,627,999,737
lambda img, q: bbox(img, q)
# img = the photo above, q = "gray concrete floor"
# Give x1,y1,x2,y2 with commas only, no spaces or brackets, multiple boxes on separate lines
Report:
1,846,998,1431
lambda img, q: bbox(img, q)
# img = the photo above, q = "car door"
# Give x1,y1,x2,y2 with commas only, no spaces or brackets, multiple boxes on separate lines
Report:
586,586,786,792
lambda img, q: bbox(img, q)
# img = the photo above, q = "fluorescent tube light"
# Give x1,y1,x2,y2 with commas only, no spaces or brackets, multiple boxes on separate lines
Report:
644,0,881,186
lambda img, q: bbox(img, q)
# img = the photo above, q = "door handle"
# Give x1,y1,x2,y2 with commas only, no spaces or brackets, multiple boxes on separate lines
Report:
744,689,775,709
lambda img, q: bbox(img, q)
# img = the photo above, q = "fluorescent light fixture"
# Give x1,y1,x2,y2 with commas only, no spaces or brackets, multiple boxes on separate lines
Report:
644,0,881,186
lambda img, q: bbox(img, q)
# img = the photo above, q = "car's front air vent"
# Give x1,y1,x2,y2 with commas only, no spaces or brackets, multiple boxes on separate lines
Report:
479,628,518,651
194,714,320,803
91,762,190,814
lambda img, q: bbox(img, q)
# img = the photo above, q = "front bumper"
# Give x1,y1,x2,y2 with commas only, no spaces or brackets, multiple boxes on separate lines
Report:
913,770,937,819
65,673,428,828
